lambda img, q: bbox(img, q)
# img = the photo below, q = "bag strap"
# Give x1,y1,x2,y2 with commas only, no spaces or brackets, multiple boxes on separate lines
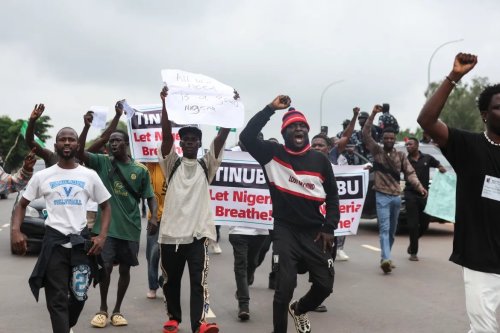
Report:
168,157,209,185
109,157,141,202
197,158,209,183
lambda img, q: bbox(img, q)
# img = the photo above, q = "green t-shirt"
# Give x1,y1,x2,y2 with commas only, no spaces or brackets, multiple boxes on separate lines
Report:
87,153,154,241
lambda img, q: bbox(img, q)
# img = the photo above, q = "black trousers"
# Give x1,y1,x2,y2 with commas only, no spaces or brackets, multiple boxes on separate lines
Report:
160,238,210,333
405,192,430,255
229,234,267,310
44,246,87,333
272,224,334,333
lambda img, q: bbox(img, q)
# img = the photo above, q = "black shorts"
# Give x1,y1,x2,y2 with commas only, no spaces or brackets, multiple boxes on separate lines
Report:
100,236,139,267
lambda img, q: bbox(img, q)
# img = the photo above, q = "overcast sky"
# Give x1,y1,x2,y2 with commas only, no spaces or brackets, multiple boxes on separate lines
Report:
2,0,500,148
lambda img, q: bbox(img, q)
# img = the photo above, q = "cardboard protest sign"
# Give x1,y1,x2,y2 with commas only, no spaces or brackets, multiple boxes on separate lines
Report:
161,69,245,128
424,171,456,223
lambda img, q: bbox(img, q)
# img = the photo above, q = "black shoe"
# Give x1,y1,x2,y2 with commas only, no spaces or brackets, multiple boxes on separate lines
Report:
380,259,392,274
312,304,327,312
238,309,250,321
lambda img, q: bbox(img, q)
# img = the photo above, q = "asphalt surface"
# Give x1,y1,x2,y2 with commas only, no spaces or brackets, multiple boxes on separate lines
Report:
0,194,483,333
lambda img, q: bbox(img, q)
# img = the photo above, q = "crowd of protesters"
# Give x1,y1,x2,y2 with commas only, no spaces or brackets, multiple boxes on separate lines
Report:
7,52,500,333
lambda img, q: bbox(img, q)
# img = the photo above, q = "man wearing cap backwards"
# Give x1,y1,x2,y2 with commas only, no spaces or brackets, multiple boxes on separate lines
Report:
240,95,339,333
158,86,232,333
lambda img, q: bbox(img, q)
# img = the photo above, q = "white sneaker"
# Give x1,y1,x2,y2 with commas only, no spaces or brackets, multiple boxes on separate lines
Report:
336,250,349,261
146,289,157,299
211,241,222,254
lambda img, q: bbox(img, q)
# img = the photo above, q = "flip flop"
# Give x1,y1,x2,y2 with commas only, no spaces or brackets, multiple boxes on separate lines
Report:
110,313,128,326
90,311,108,328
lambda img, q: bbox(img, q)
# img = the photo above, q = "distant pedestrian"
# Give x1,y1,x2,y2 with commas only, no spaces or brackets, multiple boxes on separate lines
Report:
404,137,446,261
363,107,426,273
144,162,166,300
378,103,400,134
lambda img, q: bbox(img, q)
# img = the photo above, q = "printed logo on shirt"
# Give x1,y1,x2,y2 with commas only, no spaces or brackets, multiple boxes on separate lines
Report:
49,179,85,206
131,173,137,180
113,180,129,197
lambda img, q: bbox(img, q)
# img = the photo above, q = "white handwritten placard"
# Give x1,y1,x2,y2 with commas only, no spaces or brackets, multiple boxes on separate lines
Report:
88,106,108,130
161,69,244,128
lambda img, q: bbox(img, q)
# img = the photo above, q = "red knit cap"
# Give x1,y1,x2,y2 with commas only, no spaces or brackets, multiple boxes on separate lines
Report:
281,108,310,133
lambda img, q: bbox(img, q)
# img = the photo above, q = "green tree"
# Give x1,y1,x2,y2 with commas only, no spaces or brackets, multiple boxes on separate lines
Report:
397,127,423,142
425,76,488,132
0,115,52,172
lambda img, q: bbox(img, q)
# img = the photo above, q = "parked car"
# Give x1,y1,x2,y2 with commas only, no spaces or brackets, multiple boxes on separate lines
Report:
10,159,46,254
360,142,454,232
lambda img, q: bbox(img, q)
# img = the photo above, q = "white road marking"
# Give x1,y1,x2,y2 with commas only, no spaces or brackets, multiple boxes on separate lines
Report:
362,244,381,252
2,224,8,228
206,307,216,319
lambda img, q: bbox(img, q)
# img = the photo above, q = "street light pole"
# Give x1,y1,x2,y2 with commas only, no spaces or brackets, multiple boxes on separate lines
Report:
427,39,464,87
319,79,345,129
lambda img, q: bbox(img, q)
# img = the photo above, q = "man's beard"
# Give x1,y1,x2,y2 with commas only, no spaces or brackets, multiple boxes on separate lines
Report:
56,147,76,160
488,121,500,137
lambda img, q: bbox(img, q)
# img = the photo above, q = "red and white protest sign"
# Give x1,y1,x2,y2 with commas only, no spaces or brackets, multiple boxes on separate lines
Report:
211,152,368,235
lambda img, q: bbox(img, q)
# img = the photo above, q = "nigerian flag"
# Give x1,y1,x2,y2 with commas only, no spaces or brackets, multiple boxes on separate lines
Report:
20,121,46,148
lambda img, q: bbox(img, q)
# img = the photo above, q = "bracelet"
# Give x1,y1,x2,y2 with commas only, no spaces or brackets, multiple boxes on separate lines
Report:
445,76,459,87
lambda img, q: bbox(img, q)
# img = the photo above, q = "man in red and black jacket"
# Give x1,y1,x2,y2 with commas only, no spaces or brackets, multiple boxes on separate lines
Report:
240,95,339,333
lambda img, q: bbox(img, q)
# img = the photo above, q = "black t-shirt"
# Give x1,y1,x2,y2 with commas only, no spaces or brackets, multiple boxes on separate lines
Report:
404,151,440,193
442,127,500,273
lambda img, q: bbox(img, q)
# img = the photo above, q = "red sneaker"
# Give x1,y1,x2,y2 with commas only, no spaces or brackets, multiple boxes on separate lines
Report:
163,319,179,333
198,322,219,333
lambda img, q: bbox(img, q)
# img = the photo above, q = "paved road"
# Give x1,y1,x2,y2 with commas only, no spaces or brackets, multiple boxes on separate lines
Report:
0,194,480,332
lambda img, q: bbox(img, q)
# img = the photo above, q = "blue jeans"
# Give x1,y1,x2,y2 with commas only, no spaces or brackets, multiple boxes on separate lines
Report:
375,191,401,261
146,230,160,290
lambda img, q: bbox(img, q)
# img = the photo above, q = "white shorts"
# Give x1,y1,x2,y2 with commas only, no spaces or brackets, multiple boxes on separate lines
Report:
463,267,500,333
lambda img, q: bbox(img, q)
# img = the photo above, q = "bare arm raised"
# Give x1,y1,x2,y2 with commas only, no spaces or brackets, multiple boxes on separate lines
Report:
337,107,360,153
417,53,478,148
78,102,124,165
26,104,53,163
88,102,123,152
160,86,173,157
362,105,383,152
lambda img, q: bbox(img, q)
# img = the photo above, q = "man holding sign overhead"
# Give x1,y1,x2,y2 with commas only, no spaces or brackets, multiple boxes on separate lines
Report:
158,85,233,333
240,96,339,333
